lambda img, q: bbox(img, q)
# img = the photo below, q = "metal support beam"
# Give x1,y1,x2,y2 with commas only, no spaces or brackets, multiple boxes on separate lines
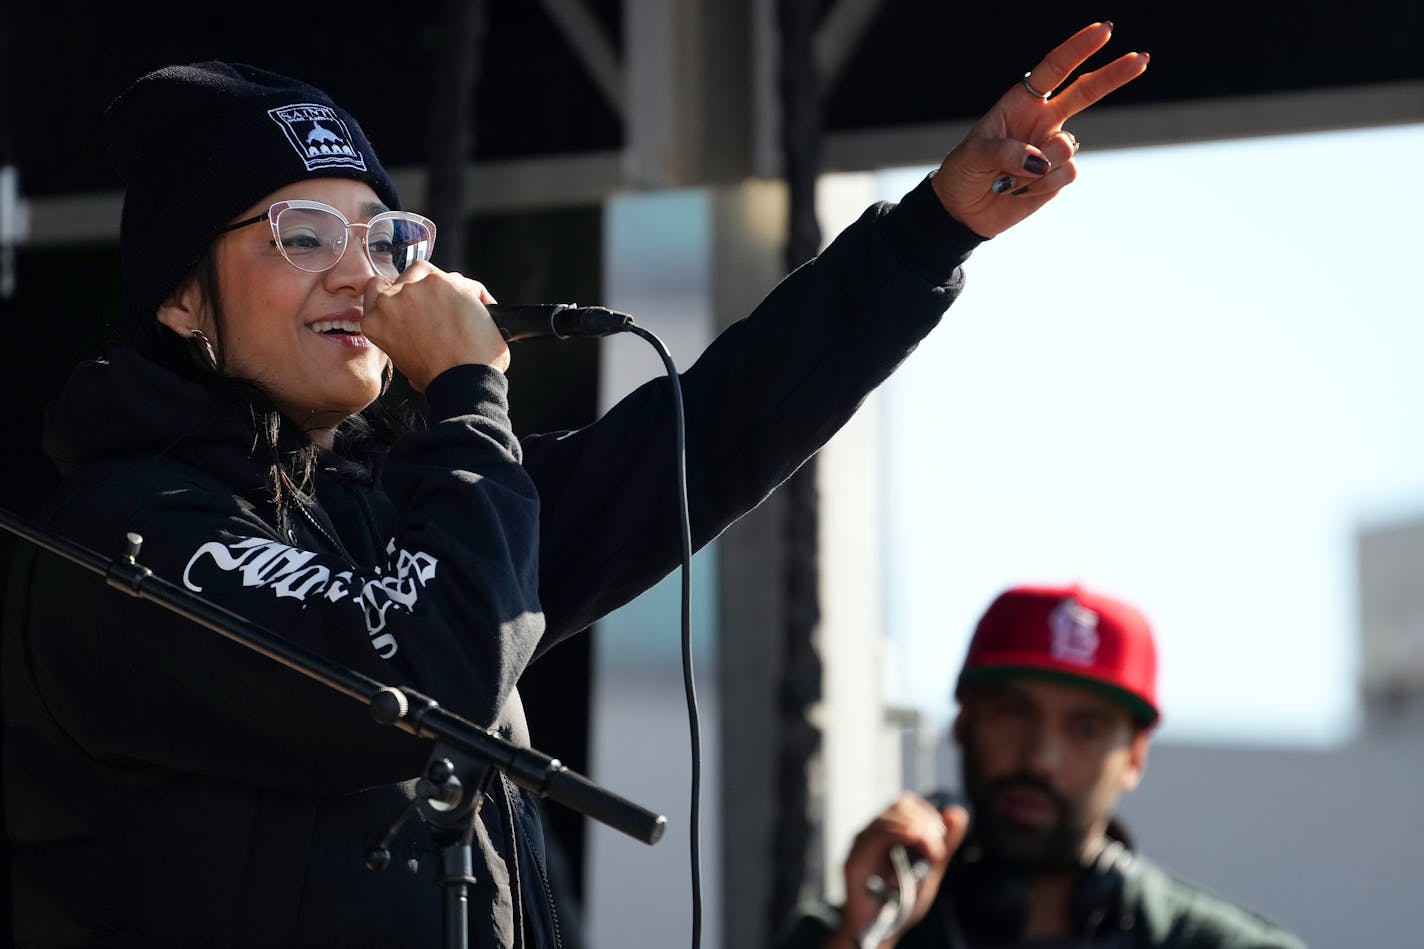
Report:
624,0,758,189
821,79,1424,172
23,81,1422,242
539,0,626,117
814,0,885,88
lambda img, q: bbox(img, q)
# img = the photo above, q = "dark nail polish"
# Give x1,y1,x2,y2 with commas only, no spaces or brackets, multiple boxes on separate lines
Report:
1104,21,1113,31
1010,185,1031,196
991,175,1015,195
1024,155,1050,175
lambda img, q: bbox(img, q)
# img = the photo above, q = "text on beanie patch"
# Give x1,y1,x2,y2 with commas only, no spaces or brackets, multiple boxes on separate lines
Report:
267,103,368,172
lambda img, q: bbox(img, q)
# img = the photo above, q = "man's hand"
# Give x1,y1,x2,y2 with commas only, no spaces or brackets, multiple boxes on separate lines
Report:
827,793,970,949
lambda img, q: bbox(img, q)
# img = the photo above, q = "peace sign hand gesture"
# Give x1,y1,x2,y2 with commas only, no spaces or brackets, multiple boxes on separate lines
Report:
932,22,1149,238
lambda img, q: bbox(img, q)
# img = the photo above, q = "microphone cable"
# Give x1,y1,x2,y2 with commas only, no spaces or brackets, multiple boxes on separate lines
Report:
499,307,702,946
624,322,702,949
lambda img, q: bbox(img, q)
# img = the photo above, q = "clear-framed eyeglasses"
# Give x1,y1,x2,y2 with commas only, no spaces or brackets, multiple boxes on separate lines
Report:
215,199,437,280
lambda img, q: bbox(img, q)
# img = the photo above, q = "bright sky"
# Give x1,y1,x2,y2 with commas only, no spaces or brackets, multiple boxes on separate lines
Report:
837,123,1424,748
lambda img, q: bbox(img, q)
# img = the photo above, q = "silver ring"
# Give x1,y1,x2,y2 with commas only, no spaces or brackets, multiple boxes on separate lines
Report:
1058,129,1081,154
1021,72,1052,100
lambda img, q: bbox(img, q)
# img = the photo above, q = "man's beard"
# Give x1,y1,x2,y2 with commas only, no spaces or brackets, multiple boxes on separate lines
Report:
960,740,1092,871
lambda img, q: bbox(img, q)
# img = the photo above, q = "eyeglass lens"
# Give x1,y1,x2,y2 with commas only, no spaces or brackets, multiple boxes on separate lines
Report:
273,206,436,278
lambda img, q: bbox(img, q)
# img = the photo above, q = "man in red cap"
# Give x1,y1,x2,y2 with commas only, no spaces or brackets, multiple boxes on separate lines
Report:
775,583,1306,949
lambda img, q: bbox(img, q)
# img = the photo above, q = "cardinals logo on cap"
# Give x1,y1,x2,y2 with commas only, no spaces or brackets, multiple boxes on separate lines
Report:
957,584,1161,726
267,103,367,172
1049,597,1100,665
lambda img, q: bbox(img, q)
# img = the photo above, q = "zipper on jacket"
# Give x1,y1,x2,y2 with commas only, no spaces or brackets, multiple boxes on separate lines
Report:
290,493,360,568
494,776,527,949
501,773,563,949
527,822,564,949
529,820,561,946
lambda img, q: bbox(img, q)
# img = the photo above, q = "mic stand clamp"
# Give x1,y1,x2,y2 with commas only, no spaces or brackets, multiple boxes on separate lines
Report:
367,740,496,949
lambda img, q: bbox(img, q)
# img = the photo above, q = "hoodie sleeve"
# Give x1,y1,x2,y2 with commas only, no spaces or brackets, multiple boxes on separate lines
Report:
16,364,541,795
523,174,982,645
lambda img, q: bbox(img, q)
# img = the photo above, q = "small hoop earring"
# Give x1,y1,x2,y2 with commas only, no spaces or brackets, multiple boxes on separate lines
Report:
189,328,218,370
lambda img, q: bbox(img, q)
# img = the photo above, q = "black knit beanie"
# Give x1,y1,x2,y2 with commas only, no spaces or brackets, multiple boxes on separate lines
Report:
102,61,401,336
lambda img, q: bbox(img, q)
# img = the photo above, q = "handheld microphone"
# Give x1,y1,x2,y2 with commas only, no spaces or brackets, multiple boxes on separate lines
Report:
486,304,634,342
859,844,932,949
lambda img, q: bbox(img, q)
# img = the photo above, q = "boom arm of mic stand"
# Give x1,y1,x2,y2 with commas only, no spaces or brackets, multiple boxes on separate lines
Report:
373,686,666,845
0,506,667,846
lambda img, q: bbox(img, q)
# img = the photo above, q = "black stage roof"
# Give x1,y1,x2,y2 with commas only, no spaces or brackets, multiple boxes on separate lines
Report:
4,1,1421,197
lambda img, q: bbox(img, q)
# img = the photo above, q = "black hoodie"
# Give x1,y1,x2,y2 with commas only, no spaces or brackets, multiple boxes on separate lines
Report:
3,175,980,948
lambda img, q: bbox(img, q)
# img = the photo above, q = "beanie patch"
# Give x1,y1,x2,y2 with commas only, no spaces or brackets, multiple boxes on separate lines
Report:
267,103,368,172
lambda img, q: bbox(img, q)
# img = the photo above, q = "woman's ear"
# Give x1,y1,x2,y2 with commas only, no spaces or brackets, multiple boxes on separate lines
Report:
155,276,205,337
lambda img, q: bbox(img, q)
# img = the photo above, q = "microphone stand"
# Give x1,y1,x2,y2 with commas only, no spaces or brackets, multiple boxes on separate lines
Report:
0,506,667,947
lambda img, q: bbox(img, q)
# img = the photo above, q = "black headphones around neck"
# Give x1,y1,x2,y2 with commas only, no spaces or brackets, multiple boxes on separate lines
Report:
939,830,1136,945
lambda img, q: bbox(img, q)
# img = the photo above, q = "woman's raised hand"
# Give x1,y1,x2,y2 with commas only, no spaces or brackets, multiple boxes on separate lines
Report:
932,22,1149,238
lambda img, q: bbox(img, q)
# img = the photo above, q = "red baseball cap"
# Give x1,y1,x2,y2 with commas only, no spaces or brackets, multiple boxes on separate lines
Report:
955,583,1160,727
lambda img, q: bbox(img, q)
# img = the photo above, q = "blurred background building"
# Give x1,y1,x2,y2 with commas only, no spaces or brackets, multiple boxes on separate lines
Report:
2,3,1422,947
